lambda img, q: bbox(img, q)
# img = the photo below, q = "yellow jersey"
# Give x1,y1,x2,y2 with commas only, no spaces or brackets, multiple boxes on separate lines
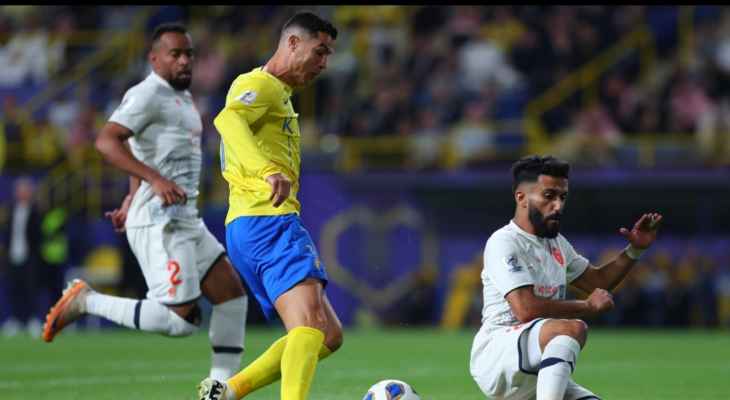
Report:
215,67,301,224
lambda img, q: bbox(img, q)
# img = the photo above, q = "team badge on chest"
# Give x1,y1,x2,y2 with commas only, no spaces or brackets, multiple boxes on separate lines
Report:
550,244,564,266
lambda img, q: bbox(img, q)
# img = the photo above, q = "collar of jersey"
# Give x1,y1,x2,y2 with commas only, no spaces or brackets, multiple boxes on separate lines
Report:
257,66,293,95
509,219,545,245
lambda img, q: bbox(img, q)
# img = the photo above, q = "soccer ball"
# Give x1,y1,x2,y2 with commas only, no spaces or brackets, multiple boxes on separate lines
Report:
362,379,421,400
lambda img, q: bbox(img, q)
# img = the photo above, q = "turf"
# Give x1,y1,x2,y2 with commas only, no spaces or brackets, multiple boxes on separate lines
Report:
2,326,729,399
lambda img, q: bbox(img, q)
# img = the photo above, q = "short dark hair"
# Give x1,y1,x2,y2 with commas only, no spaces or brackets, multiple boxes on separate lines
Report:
151,22,188,46
282,11,337,40
511,155,570,192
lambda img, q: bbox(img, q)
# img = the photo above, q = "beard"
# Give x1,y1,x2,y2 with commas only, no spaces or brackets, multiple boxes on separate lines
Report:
169,73,192,91
528,205,561,238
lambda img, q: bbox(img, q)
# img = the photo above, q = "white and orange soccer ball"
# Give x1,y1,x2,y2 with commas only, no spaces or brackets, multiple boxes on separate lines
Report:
363,379,421,400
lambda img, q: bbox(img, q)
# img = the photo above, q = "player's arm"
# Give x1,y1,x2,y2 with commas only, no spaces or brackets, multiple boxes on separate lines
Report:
95,122,186,206
105,173,141,233
571,213,663,294
215,79,290,207
486,233,614,323
505,285,614,323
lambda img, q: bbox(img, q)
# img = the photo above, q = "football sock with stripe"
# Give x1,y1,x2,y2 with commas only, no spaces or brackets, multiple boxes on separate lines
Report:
536,335,581,400
209,296,248,380
85,293,198,336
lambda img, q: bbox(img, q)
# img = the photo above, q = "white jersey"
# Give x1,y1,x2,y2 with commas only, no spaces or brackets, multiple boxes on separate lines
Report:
109,72,203,228
479,220,589,336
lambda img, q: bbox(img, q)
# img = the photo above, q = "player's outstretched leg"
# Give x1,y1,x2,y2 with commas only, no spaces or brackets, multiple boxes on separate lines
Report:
208,296,248,380
202,256,249,381
45,279,201,342
43,279,91,342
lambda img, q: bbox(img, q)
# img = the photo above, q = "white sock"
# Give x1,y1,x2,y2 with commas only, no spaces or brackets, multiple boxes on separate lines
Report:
536,335,581,400
85,292,197,336
208,296,248,380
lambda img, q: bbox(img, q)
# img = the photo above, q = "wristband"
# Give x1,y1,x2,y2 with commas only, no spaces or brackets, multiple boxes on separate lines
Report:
624,244,645,260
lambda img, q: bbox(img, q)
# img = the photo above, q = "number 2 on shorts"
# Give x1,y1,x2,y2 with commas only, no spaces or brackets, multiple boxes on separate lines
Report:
167,260,182,296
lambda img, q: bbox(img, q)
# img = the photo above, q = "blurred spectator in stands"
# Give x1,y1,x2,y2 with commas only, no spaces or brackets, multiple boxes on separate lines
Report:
48,89,81,136
1,177,43,337
366,80,407,136
47,11,74,77
666,65,714,134
551,101,623,166
684,249,719,327
23,113,64,170
190,27,226,97
0,95,30,172
509,19,549,93
601,71,644,134
0,10,50,86
407,109,446,171
695,12,730,164
666,249,696,326
643,250,672,326
612,256,648,326
458,34,522,96
67,102,100,163
716,264,730,328
635,95,663,134
482,6,526,53
447,98,496,169
415,60,463,127
572,18,601,67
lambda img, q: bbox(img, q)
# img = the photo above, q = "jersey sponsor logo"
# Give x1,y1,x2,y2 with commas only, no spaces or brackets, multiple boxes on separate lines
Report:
505,255,523,273
534,284,559,298
237,90,257,105
283,116,295,134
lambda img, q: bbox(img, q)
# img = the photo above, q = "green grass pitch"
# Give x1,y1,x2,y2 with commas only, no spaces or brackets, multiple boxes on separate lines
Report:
2,327,729,399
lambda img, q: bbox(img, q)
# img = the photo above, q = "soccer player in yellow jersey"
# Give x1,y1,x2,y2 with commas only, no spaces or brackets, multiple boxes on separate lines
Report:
198,12,342,400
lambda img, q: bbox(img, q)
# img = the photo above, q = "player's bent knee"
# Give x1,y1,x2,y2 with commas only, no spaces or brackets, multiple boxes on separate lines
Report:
556,319,588,347
297,308,329,332
568,319,588,340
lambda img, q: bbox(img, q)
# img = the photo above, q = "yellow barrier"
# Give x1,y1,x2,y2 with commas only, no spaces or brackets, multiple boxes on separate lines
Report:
523,25,657,155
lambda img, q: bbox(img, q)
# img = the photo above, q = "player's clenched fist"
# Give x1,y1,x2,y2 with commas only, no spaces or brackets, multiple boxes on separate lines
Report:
266,173,291,207
586,288,614,315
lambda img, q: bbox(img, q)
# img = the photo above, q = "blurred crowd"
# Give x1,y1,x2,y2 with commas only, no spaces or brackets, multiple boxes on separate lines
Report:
2,6,730,333
2,5,730,178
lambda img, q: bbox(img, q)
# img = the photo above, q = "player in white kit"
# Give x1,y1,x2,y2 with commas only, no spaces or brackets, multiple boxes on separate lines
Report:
43,23,249,381
470,155,662,400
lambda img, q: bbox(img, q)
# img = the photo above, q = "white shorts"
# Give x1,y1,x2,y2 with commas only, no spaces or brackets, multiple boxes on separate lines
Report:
470,319,599,400
126,218,225,305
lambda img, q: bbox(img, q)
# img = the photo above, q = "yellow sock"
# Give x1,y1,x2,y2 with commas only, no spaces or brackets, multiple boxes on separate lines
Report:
280,326,325,400
225,332,333,400
227,335,287,398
